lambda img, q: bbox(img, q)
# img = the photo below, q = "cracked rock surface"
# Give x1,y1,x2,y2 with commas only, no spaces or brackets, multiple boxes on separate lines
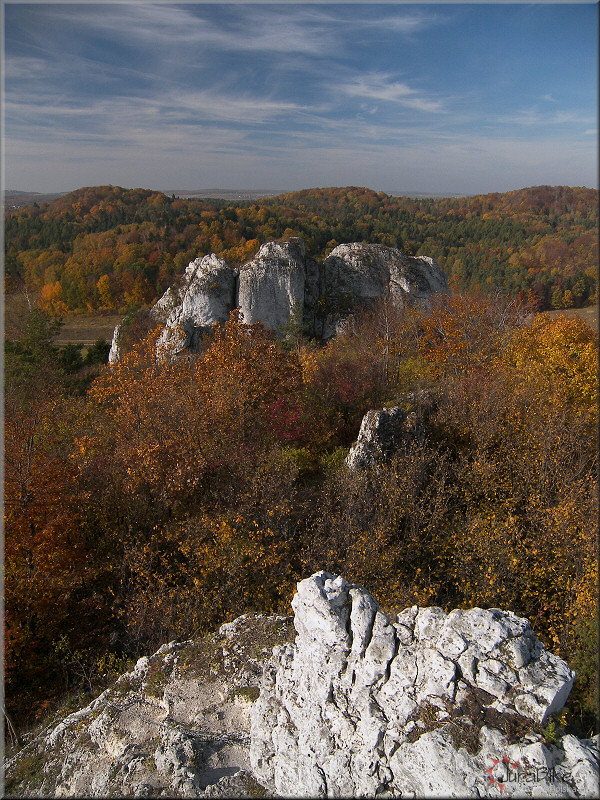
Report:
5,575,598,798
109,239,449,361
4,615,293,798
250,572,598,798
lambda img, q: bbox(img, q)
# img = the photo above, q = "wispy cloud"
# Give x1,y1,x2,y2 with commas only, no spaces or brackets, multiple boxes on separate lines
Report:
4,2,597,193
53,3,336,57
341,73,445,113
496,107,596,128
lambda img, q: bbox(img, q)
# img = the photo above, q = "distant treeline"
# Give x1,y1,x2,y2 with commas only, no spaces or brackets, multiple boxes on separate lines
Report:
4,183,597,314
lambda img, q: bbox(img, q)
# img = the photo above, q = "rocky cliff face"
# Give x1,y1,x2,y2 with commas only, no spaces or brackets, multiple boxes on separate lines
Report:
251,572,597,798
237,239,309,332
5,574,597,798
155,254,236,358
319,244,448,339
109,239,449,361
109,254,236,363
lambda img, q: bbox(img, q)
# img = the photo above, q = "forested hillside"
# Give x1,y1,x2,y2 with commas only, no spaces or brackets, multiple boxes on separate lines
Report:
4,292,598,742
4,183,598,747
4,184,597,314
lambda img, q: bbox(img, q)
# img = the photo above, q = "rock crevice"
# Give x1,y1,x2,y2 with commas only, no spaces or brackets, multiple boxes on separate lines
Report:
4,576,598,798
250,572,598,798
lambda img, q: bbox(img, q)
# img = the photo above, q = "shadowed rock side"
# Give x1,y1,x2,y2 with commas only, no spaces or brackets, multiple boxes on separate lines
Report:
5,576,598,797
109,239,449,361
344,393,434,470
319,243,449,339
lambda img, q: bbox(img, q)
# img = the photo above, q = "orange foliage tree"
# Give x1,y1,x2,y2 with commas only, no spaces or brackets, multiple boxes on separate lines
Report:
3,394,112,719
75,311,307,651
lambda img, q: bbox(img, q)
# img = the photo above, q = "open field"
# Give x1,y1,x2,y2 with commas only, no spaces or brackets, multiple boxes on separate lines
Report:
4,293,121,345
52,314,122,346
4,190,68,209
542,305,598,333
5,291,597,348
45,304,600,344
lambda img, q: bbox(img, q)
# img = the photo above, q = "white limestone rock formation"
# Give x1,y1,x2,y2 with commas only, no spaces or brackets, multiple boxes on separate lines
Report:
319,243,449,338
345,392,435,470
5,576,598,798
107,320,122,364
108,254,236,362
155,254,236,357
237,239,307,333
4,615,293,798
344,407,408,469
109,238,449,361
250,572,598,798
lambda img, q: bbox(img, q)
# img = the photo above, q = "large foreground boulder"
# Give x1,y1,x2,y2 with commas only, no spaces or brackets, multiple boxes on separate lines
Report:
5,575,597,797
250,572,598,798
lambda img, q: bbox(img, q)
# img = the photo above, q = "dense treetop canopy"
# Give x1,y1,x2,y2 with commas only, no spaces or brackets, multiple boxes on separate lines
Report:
5,184,597,314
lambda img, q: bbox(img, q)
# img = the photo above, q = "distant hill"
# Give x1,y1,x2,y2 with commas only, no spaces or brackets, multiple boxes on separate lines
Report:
4,183,597,314
166,188,288,201
4,190,69,209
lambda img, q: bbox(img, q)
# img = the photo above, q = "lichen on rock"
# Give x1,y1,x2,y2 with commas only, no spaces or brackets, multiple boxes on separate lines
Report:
250,572,598,798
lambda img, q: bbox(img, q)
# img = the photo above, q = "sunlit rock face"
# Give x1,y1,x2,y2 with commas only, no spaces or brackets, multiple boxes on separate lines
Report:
237,239,307,333
5,574,598,798
344,393,434,470
4,614,294,798
251,572,597,799
344,406,409,469
155,254,236,358
108,238,449,361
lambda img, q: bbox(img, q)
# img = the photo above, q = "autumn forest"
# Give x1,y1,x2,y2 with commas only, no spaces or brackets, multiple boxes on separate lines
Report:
3,185,598,744
5,184,598,315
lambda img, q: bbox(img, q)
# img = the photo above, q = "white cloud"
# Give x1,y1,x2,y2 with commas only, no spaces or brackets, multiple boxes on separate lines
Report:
55,3,334,57
497,107,596,128
168,90,309,125
341,74,445,113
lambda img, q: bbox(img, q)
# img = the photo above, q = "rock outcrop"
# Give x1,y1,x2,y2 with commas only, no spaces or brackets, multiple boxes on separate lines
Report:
319,243,449,338
155,254,236,357
237,239,310,332
344,392,434,469
345,406,410,469
5,575,597,798
250,572,598,798
4,615,293,798
109,239,449,361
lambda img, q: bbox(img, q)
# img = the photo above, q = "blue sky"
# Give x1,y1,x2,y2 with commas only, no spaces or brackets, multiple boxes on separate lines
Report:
3,2,598,194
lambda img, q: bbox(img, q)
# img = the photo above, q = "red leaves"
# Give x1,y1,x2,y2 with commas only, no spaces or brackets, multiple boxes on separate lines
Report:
268,398,307,443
